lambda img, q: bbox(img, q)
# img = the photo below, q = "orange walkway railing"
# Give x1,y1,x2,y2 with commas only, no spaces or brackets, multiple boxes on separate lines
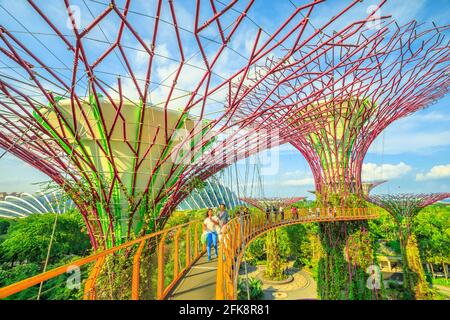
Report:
0,219,205,300
215,207,379,299
1,207,379,300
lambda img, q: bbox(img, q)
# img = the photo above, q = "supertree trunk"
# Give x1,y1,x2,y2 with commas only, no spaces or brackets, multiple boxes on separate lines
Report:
397,221,413,298
315,193,374,300
316,211,374,300
297,131,375,300
264,230,284,281
312,166,369,301
315,165,373,300
404,234,429,299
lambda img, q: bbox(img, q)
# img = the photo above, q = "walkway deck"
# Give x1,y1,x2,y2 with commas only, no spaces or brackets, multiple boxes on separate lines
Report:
0,208,379,300
168,254,218,300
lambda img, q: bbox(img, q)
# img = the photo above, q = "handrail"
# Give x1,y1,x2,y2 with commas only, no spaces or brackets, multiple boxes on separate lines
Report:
0,219,205,300
215,207,380,299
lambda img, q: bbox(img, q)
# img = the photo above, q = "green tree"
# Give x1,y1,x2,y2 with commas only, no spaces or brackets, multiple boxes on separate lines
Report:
368,210,397,242
0,218,13,235
0,212,90,266
0,263,41,299
0,218,15,244
245,236,266,265
0,255,86,300
413,206,450,282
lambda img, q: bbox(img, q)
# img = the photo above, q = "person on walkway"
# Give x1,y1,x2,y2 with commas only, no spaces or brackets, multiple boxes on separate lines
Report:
204,208,219,261
291,206,298,220
272,205,278,222
279,206,284,221
217,204,230,227
265,206,271,224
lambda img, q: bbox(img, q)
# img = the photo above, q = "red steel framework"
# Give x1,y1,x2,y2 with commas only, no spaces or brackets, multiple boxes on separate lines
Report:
0,0,395,249
308,180,387,196
239,196,305,211
234,20,450,199
367,193,450,219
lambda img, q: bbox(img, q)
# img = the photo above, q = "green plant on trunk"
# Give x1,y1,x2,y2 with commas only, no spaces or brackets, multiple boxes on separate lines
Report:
181,176,206,195
92,239,159,300
401,232,432,299
264,229,286,281
316,193,376,300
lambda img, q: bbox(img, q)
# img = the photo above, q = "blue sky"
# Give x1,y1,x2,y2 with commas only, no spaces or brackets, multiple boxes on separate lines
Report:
0,0,449,199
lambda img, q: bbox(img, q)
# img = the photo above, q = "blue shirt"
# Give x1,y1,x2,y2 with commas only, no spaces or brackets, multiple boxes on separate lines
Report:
218,210,230,225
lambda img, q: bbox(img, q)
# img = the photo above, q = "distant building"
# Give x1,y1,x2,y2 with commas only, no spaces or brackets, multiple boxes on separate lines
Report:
0,192,74,219
0,192,24,201
177,179,242,211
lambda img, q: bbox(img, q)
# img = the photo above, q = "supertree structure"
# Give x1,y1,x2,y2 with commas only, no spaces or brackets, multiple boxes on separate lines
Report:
0,0,390,250
240,196,305,211
235,21,450,199
232,18,450,299
367,193,450,299
177,177,242,211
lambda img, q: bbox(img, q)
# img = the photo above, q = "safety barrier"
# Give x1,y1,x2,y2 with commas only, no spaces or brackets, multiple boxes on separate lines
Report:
0,207,379,300
215,207,379,299
0,220,205,300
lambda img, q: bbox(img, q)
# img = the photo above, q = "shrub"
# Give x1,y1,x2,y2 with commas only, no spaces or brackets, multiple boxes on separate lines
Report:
237,277,264,300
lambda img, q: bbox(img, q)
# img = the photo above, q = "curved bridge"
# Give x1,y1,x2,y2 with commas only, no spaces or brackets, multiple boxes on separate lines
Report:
0,208,378,300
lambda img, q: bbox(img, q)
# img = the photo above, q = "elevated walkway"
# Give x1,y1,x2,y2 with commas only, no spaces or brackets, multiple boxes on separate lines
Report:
169,254,217,300
0,207,378,300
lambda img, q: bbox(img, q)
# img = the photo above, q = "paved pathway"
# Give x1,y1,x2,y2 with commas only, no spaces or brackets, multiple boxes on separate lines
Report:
168,254,218,300
242,263,317,300
434,284,450,299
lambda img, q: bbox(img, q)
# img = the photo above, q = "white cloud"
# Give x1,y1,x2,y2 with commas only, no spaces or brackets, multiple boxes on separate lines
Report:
416,164,450,181
281,177,315,187
362,162,412,181
283,170,303,176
